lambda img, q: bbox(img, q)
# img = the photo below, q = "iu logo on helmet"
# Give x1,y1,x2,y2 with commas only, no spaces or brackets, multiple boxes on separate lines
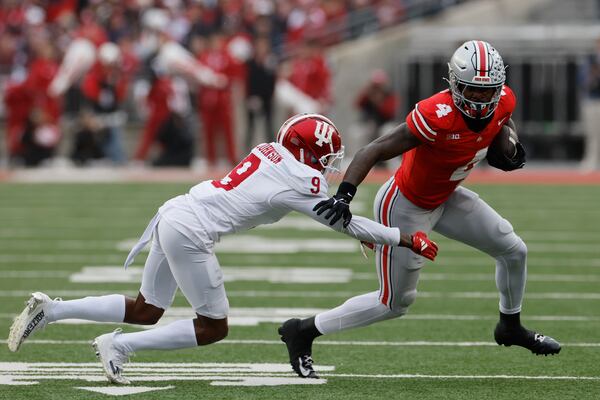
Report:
314,121,334,147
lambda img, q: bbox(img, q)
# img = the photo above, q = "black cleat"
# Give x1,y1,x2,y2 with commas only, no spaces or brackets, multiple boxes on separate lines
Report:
494,322,561,356
278,318,319,378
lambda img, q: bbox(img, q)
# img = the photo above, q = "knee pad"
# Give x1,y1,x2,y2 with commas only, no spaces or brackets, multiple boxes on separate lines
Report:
497,238,527,267
390,289,417,314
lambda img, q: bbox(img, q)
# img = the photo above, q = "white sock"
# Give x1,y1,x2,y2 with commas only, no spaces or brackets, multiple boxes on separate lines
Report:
47,294,125,323
315,291,401,334
114,319,197,353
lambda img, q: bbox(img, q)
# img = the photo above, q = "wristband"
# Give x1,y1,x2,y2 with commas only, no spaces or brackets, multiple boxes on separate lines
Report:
336,181,357,200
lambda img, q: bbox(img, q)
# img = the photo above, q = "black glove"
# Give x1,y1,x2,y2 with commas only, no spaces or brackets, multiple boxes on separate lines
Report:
487,142,526,171
313,181,357,228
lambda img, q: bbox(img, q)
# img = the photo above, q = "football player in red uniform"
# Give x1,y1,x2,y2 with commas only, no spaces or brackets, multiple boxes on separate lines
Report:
280,40,560,379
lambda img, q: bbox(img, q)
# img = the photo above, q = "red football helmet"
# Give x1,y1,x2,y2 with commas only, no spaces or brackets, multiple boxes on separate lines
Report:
277,113,344,175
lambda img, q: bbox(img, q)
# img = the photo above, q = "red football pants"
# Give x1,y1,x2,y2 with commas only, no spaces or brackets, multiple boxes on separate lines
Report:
200,106,236,167
134,108,170,161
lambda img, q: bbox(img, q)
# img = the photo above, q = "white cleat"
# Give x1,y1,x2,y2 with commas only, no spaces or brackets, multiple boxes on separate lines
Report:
8,292,54,352
92,329,131,385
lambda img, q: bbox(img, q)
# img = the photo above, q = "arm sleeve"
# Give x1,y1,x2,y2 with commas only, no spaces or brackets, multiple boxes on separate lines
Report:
271,189,401,246
405,102,438,143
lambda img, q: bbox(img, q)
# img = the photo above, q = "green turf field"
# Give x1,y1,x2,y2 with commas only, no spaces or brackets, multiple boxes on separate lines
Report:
0,182,599,399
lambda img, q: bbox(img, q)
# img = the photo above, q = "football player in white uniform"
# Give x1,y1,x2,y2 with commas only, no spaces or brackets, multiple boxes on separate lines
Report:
8,114,438,384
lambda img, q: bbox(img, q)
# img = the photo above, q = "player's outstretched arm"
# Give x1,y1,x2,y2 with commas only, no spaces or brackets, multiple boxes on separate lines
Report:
313,123,421,227
277,190,438,261
343,122,421,187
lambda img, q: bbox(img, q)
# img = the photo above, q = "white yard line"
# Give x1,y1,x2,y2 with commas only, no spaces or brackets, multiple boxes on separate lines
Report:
355,272,600,282
0,271,72,278
2,312,597,322
0,289,599,300
3,269,599,283
319,373,600,381
0,339,598,348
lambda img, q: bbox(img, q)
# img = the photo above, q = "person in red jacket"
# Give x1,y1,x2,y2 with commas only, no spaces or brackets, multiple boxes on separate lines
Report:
355,69,398,142
196,32,237,167
3,37,60,163
287,40,331,112
133,73,174,162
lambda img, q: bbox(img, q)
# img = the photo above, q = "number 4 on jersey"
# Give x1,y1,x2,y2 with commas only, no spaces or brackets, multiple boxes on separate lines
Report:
435,103,452,118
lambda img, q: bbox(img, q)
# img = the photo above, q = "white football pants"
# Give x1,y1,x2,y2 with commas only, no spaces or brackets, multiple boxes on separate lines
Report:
140,220,229,319
316,177,527,334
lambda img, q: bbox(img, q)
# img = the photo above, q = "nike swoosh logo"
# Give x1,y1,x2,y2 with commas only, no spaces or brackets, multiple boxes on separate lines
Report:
497,117,507,126
109,360,120,375
297,357,311,377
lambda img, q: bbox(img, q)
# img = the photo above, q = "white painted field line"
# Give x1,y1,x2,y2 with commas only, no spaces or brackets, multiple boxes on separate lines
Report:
319,373,600,381
372,273,600,283
0,255,126,264
2,312,597,323
6,269,600,283
3,267,594,283
1,339,599,348
1,289,600,300
0,271,71,278
434,257,600,268
2,253,600,267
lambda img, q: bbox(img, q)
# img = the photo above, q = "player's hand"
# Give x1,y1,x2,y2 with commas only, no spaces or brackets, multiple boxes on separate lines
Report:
487,141,526,171
313,194,353,227
410,231,438,261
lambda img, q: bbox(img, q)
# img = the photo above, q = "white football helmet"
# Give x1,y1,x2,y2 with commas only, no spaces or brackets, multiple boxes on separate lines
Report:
447,40,506,119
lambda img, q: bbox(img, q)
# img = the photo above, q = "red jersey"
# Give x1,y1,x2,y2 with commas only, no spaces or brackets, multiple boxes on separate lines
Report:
197,48,234,109
395,86,516,209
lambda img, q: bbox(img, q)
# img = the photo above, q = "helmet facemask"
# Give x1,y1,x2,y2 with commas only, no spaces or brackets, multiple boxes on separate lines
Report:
317,145,345,184
449,71,503,119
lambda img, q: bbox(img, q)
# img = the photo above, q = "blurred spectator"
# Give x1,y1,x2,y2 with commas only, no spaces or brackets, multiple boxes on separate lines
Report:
133,70,174,162
133,8,223,164
355,69,398,142
196,32,237,167
0,0,458,167
185,1,222,40
152,112,194,167
245,36,277,149
3,35,60,163
347,0,379,39
20,108,61,167
286,39,332,113
80,42,130,164
70,110,108,165
580,38,600,170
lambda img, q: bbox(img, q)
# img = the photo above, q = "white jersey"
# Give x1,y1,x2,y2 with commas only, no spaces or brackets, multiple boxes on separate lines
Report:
125,143,400,267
